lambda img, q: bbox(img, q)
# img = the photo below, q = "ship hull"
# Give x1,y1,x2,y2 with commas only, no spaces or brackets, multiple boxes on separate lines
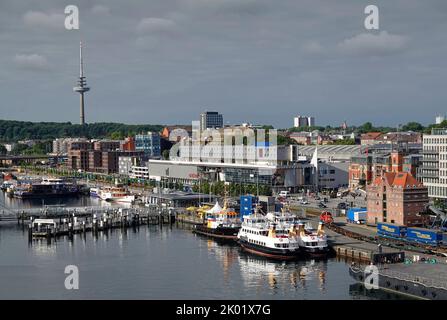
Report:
301,246,330,258
193,224,240,240
238,238,301,261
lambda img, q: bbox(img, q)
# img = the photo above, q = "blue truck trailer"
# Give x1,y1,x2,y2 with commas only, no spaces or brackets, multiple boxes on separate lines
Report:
406,228,444,246
346,208,367,224
377,222,407,239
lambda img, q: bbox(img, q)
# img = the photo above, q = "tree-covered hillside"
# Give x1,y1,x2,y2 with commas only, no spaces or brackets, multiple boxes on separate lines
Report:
0,120,164,142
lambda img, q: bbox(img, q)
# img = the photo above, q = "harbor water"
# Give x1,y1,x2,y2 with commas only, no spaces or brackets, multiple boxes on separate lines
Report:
0,192,398,300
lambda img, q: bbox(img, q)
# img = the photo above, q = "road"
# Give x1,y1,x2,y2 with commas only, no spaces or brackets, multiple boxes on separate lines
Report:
286,193,367,212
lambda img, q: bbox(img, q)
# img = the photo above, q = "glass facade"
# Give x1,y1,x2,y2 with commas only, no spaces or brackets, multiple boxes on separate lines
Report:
135,132,161,157
200,112,223,130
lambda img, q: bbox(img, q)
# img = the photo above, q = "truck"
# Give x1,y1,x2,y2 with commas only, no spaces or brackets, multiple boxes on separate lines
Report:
406,227,444,246
377,222,407,239
346,208,367,224
279,191,290,198
320,211,334,224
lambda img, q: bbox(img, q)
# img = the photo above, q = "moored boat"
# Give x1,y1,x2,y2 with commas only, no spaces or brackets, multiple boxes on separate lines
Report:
294,222,330,257
98,184,135,203
192,201,241,240
237,214,301,260
11,177,80,198
265,209,329,257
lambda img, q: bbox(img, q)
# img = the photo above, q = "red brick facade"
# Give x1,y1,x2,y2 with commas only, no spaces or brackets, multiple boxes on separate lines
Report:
367,172,428,227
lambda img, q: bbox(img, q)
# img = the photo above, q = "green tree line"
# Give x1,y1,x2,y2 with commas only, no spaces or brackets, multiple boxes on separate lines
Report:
0,120,164,142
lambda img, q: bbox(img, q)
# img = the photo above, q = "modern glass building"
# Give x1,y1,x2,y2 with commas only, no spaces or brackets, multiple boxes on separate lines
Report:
200,111,223,131
135,132,161,157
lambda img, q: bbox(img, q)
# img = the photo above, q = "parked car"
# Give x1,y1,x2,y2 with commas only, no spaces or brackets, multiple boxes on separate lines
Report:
318,202,327,208
299,199,309,205
337,202,348,209
279,191,290,198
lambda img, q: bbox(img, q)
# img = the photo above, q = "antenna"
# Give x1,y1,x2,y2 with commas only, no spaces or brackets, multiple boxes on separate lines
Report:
73,41,90,125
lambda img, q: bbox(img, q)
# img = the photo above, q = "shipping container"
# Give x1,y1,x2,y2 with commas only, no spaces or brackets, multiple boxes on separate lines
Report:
377,223,407,239
406,228,443,246
346,208,367,224
240,195,255,216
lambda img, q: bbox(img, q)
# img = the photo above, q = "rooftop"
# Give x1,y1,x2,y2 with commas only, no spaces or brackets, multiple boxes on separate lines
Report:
371,172,424,188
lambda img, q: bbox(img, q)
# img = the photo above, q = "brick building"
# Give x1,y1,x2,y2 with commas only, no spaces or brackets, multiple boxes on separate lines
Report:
349,151,422,190
367,172,428,226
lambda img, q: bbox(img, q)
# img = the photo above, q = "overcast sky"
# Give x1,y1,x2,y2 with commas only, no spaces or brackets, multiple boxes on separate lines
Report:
1,0,446,128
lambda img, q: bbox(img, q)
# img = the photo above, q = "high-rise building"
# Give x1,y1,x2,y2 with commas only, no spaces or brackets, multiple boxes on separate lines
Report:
200,111,223,131
293,115,315,128
135,132,161,157
421,128,447,200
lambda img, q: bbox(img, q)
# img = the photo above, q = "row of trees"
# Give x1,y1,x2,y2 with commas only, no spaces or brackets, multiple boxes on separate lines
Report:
0,120,164,142
287,120,447,135
192,181,272,197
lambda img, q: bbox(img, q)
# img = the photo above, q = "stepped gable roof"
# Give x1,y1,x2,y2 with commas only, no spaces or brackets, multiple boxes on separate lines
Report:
371,172,423,188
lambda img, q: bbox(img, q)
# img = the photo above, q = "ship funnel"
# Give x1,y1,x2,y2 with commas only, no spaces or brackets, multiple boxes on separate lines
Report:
268,223,276,238
317,221,325,236
298,223,306,237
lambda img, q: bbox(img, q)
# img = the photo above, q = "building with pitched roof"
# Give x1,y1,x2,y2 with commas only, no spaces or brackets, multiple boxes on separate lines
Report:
367,172,428,226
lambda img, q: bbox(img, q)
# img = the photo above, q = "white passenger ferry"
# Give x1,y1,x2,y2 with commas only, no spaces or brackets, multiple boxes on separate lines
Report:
237,214,301,260
295,222,329,257
265,210,329,257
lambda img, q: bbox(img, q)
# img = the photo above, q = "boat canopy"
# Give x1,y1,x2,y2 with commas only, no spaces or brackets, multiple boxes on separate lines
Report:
206,201,223,214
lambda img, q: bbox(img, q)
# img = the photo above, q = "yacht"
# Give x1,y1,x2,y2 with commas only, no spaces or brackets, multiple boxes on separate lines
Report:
237,214,301,260
193,201,241,240
98,183,135,203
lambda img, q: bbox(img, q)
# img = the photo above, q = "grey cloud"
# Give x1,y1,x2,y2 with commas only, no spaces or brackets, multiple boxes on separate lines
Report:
136,17,177,35
337,31,409,56
23,11,64,30
91,5,110,15
302,41,324,54
1,1,446,127
13,54,50,71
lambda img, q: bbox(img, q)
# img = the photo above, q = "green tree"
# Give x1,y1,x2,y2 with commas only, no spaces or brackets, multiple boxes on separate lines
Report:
330,138,356,145
402,122,425,132
0,144,6,155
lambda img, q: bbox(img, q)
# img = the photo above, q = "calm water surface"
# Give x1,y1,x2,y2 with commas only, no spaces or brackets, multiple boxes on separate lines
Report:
0,192,392,300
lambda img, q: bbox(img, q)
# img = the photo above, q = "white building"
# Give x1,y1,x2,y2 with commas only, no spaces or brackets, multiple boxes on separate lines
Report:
421,128,447,200
293,115,315,128
436,115,446,125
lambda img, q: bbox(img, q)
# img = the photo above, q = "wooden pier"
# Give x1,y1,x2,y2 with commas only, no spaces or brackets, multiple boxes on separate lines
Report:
0,205,178,240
